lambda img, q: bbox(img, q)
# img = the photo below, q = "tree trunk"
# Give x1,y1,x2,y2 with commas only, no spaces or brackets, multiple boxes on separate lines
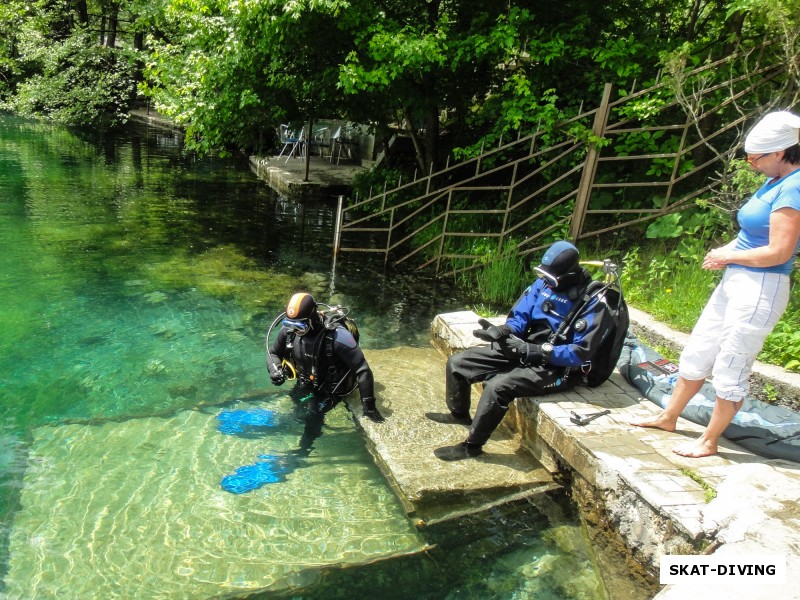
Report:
106,3,119,48
422,75,439,172
74,0,89,27
404,107,427,174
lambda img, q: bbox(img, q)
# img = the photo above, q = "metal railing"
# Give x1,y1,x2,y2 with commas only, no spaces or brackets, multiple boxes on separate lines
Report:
334,47,787,276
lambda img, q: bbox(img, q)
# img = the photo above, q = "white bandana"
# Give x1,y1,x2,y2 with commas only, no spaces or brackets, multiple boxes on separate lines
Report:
744,110,800,154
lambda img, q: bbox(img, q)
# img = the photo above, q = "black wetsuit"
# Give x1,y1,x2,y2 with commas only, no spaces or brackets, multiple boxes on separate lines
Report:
268,323,375,451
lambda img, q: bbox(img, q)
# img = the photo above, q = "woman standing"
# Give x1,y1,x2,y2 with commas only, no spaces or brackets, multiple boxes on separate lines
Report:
633,110,800,458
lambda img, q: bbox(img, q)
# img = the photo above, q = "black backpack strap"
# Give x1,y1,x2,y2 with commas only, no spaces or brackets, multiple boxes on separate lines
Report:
550,280,605,343
325,331,338,385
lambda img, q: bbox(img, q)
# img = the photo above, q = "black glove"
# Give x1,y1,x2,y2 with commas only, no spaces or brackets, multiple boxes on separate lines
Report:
268,363,286,386
472,318,512,343
498,336,546,366
361,397,385,423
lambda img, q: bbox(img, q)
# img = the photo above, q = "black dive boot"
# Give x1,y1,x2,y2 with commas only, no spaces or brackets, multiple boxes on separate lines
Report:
434,397,509,461
466,396,509,446
433,440,484,461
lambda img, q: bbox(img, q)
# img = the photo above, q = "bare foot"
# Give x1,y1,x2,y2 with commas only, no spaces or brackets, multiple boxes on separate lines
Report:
672,438,717,458
630,414,677,432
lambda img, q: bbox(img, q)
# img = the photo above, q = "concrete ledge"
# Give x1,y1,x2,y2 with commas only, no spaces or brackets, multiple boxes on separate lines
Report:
249,155,365,201
430,310,800,599
128,108,184,133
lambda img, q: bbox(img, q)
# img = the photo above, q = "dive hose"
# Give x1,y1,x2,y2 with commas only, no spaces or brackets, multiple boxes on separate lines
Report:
265,311,287,376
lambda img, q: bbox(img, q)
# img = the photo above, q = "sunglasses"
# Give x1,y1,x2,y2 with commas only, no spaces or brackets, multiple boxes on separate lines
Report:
746,152,771,165
282,317,311,335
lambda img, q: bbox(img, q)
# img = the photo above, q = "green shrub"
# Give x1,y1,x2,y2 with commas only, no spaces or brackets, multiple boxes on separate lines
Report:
621,243,800,373
7,30,136,128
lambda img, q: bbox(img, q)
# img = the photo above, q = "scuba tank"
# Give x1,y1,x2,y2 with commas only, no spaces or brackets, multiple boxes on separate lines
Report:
320,303,360,343
318,304,359,396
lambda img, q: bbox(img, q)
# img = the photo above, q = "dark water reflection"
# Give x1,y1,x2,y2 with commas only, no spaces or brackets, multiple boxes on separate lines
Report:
0,115,608,599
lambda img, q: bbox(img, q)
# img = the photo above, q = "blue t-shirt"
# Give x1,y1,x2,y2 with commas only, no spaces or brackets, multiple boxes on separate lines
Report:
733,168,800,274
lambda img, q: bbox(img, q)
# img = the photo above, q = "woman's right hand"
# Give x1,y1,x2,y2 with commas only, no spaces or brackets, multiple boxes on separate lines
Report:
702,247,729,270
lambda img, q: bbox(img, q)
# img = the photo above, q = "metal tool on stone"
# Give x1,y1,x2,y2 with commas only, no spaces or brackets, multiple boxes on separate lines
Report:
570,409,610,426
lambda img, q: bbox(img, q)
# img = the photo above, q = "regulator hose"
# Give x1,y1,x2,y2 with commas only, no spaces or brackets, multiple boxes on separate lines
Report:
265,311,286,374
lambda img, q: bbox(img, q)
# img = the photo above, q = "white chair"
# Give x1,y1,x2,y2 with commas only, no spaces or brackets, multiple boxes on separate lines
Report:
277,125,304,162
330,126,358,165
309,127,330,158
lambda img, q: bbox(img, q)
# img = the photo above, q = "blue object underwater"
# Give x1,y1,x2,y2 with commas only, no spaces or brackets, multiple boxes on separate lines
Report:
217,408,277,435
220,454,290,494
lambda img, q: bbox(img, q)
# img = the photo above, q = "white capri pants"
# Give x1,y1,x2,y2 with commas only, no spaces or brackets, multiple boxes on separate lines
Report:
679,268,790,401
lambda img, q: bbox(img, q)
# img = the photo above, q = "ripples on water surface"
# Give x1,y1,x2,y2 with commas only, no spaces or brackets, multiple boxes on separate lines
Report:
0,115,606,599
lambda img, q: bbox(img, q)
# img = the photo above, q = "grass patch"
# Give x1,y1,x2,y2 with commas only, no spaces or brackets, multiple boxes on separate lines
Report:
472,249,531,307
620,243,717,333
680,468,717,503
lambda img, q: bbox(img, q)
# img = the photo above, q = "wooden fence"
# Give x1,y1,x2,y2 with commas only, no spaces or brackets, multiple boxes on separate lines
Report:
334,48,787,276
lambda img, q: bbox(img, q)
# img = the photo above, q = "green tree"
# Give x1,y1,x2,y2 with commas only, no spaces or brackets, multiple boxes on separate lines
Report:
0,0,28,98
340,1,547,172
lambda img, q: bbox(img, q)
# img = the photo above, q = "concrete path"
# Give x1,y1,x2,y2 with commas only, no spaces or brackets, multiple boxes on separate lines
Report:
534,376,800,600
355,311,800,600
249,154,366,200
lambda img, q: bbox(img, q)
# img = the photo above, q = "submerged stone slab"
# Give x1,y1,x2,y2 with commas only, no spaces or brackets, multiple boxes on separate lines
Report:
351,346,558,522
5,402,425,599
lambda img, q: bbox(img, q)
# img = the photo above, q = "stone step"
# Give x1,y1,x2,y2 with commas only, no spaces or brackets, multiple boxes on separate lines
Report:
351,345,559,523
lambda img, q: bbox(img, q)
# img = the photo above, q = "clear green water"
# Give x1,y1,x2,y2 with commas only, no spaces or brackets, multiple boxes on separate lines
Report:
0,115,606,599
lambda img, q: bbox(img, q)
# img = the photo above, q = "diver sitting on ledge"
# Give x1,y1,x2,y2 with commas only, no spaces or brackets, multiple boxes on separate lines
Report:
267,292,385,452
430,241,619,461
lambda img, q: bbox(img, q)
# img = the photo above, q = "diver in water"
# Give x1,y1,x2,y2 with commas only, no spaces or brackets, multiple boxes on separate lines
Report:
267,292,385,453
430,241,618,461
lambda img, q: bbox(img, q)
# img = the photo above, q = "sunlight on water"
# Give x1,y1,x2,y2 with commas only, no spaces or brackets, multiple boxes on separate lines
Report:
5,403,424,599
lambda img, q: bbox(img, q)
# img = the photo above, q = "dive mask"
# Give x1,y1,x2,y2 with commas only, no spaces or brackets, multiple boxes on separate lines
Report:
282,317,311,335
533,266,560,288
534,266,581,292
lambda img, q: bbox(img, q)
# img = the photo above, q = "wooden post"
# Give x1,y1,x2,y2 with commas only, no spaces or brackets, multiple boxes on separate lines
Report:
570,83,613,241
499,161,519,253
435,189,453,276
303,118,312,182
384,208,395,266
